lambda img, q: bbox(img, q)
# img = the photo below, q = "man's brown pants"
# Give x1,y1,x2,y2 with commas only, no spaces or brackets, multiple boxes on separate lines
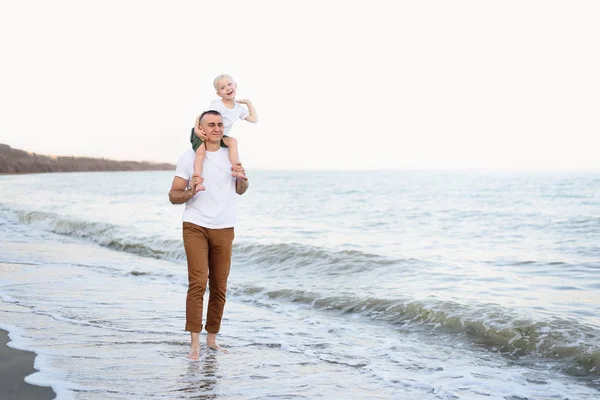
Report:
182,222,234,333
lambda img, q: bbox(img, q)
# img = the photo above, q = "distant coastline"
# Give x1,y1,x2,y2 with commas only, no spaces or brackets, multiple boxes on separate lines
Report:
0,144,174,174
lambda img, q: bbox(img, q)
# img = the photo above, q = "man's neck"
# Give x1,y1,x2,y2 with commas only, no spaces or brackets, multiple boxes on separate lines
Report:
205,141,222,152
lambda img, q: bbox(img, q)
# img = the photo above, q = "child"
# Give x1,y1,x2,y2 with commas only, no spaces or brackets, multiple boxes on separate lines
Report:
190,74,258,192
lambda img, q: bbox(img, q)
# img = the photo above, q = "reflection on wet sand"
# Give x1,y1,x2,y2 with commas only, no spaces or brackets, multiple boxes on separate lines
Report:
174,349,220,399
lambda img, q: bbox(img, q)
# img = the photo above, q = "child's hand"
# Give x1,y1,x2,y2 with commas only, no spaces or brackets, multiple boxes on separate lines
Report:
230,163,248,181
194,126,208,141
236,99,251,105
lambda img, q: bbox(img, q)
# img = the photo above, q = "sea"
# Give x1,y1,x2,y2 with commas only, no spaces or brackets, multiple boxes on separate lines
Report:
0,170,599,400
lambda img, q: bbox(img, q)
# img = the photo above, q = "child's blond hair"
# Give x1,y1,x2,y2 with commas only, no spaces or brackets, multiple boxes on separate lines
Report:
213,74,235,90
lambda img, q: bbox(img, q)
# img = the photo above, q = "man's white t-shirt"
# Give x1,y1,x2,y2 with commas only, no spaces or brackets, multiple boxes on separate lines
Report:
206,99,249,136
175,148,237,229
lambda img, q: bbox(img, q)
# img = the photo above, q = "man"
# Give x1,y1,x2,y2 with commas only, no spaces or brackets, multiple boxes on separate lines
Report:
169,110,249,359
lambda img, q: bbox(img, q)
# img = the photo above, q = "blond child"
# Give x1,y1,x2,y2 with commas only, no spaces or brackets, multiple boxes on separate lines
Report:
190,74,258,192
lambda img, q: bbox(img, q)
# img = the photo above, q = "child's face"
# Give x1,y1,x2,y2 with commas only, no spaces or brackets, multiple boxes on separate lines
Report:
216,78,237,100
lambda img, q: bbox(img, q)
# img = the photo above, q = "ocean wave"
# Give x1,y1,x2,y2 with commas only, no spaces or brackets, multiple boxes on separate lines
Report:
552,216,600,237
231,285,600,377
4,208,186,262
3,207,405,273
7,206,599,377
232,242,412,275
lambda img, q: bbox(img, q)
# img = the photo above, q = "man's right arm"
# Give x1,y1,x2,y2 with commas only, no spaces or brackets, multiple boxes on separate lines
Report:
169,176,195,204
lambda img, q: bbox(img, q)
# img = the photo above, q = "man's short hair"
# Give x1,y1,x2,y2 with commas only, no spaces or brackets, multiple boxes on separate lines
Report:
198,110,222,125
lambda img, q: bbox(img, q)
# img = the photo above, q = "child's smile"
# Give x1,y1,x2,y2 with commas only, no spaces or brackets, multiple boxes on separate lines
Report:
216,78,237,100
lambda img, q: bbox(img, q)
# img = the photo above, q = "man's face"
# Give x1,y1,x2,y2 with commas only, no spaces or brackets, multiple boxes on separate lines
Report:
199,114,224,143
215,78,237,100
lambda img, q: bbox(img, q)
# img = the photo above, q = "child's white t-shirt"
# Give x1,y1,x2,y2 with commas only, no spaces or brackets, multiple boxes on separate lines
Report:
175,148,237,229
206,99,249,136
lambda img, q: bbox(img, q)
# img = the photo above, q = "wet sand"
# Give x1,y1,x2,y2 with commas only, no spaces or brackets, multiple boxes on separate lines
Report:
0,329,55,400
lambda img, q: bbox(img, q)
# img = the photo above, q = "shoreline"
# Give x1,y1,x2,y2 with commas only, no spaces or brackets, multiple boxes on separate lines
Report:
0,169,172,176
0,143,174,174
0,329,55,400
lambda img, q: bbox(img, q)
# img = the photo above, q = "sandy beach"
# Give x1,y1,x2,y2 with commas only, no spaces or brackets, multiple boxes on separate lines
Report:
0,329,55,400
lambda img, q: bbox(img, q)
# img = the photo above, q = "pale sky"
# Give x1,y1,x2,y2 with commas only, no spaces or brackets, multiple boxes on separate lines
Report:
1,1,599,170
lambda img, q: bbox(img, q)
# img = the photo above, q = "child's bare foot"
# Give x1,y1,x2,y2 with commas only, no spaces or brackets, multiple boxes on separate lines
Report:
194,182,206,193
206,333,229,353
187,343,200,360
191,175,205,193
230,163,247,181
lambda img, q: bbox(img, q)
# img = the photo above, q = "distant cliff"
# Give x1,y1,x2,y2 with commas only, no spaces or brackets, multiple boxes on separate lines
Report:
0,144,175,174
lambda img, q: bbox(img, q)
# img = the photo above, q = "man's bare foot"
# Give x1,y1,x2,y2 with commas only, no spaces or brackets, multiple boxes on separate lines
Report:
230,163,247,181
206,333,229,353
187,343,200,360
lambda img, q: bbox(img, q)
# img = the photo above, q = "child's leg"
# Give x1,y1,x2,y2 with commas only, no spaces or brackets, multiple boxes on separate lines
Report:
222,137,241,165
222,137,247,180
192,143,206,192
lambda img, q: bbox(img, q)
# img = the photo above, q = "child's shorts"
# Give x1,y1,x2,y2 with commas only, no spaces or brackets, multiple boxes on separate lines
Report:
190,128,228,151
